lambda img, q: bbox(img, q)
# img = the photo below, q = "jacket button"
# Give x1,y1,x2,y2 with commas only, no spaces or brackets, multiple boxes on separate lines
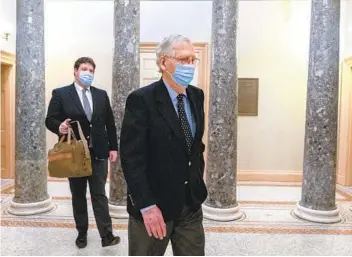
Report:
90,125,92,128
188,161,191,166
87,136,90,139
184,181,188,184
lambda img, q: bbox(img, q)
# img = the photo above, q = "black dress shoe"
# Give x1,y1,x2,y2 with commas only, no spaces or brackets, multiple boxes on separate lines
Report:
101,234,121,247
75,233,87,249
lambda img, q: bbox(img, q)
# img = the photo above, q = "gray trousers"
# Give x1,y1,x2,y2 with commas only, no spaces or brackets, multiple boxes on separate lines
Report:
128,206,205,256
68,158,112,238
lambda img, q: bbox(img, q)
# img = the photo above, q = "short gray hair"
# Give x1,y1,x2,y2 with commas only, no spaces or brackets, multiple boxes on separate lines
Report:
156,34,191,69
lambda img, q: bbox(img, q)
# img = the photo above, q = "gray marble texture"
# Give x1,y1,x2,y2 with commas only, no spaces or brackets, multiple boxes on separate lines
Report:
300,0,341,211
109,0,140,206
13,0,49,203
205,0,239,208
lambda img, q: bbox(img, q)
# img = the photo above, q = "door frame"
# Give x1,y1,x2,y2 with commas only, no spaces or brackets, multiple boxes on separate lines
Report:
1,50,16,179
337,57,352,186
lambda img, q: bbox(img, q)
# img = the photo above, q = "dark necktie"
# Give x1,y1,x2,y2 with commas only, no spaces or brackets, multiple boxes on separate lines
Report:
177,94,193,154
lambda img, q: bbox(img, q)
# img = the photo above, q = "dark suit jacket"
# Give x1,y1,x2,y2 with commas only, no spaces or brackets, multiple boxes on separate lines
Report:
45,83,118,159
120,79,208,222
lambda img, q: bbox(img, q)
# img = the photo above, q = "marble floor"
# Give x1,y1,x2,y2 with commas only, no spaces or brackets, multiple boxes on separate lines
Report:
1,178,352,256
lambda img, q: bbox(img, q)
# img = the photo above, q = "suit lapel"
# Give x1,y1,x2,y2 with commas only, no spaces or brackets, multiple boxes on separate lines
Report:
155,80,188,154
90,86,98,121
68,84,85,115
186,87,201,149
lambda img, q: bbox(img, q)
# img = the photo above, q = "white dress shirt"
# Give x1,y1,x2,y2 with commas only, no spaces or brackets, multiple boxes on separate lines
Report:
74,82,93,112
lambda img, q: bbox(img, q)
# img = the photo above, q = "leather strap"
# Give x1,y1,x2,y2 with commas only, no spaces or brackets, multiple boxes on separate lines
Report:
70,121,90,159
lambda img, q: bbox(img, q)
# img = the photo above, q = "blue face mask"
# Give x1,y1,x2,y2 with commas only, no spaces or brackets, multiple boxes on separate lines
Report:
78,71,94,87
171,64,195,88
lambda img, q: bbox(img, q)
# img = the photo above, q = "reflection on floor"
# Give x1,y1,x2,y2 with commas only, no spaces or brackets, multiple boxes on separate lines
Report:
1,179,352,256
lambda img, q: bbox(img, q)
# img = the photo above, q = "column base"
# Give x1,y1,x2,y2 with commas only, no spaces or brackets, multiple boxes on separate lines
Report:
293,203,341,224
202,204,244,221
8,197,55,216
109,204,129,219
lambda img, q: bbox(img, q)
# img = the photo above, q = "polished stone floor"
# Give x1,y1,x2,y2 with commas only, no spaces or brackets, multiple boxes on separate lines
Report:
1,179,352,256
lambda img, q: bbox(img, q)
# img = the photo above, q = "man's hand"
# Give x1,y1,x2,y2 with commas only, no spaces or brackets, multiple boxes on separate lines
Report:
141,205,167,240
59,119,71,135
109,151,118,163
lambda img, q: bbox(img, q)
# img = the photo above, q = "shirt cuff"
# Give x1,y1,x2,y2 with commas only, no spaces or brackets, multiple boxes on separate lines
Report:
140,205,156,213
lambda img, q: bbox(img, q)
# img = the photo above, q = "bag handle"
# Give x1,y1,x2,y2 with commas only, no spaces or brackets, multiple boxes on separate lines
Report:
67,127,78,144
70,121,90,159
58,135,65,145
56,127,76,147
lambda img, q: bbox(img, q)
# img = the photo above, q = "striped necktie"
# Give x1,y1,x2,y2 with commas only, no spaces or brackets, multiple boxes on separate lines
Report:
82,88,92,121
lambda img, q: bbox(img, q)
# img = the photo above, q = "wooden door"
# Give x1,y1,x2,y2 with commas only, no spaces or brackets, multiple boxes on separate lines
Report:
337,57,352,186
1,64,12,178
1,50,15,179
139,51,162,87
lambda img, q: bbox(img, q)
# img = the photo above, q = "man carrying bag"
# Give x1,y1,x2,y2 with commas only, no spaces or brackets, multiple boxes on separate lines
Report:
45,57,120,249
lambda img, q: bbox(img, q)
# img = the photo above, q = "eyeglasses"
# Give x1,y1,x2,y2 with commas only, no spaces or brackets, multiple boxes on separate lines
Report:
165,56,200,66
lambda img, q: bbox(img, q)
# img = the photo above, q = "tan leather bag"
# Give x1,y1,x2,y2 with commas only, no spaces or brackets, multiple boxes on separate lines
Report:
48,121,92,178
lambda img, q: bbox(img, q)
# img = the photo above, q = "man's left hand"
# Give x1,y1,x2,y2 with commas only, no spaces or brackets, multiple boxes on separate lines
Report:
109,151,118,163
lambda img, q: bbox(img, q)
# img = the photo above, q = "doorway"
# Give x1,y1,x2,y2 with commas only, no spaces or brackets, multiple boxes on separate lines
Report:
337,57,352,186
1,51,15,179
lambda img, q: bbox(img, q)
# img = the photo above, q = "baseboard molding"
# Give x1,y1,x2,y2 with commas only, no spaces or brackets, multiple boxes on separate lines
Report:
48,170,303,183
48,170,346,185
238,170,302,183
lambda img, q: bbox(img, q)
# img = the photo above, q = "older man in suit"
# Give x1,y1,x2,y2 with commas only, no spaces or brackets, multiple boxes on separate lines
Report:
120,35,208,256
45,57,120,249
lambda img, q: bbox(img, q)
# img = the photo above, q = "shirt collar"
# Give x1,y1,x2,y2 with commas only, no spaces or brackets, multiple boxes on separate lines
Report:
74,82,90,91
163,78,187,101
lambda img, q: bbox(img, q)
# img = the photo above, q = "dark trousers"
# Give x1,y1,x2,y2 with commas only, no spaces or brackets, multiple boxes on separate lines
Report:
68,158,112,238
128,206,205,256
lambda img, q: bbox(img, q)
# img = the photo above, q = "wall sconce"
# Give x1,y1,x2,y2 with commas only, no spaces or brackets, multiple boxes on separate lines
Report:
1,21,13,41
2,32,10,41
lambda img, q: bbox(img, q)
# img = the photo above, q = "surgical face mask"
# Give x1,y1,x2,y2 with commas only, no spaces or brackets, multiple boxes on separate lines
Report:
78,71,94,87
168,63,195,88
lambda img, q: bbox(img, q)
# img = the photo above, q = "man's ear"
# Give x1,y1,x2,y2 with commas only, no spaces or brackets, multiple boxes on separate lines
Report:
159,57,166,72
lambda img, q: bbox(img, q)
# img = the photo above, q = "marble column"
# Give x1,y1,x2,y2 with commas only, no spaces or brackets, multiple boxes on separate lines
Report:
203,0,243,221
293,0,341,223
8,0,54,215
109,0,140,219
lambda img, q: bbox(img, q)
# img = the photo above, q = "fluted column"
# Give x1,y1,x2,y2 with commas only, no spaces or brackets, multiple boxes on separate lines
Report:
109,0,140,218
202,0,243,221
293,0,341,223
8,0,54,215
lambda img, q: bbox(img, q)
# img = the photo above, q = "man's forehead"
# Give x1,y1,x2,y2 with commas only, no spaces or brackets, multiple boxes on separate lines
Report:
79,63,94,69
